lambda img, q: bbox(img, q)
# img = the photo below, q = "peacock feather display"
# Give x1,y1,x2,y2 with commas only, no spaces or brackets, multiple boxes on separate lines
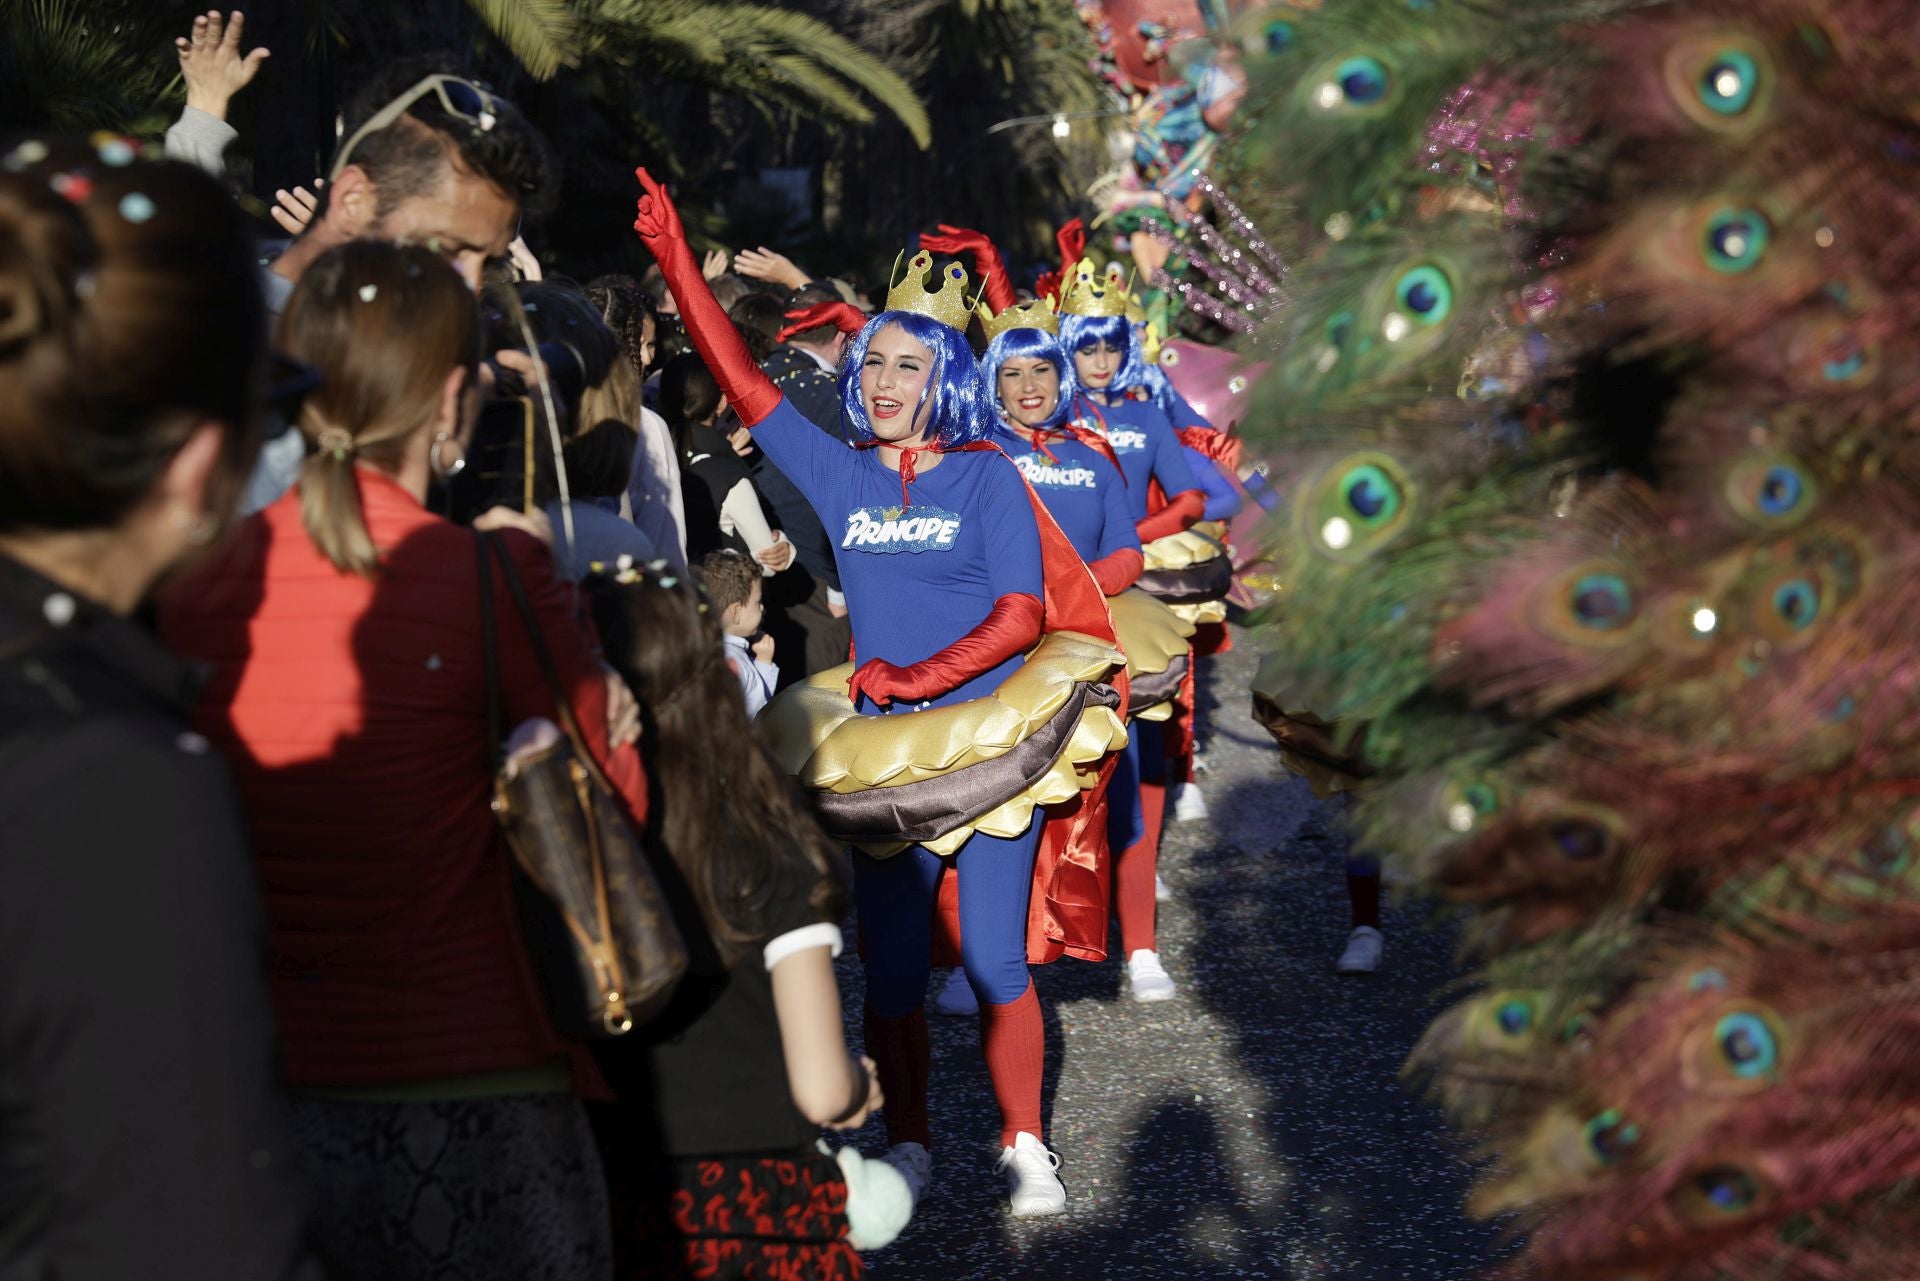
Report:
1222,0,1920,1274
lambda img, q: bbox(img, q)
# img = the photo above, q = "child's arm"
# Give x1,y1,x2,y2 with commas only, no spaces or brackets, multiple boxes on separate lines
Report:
767,929,881,1129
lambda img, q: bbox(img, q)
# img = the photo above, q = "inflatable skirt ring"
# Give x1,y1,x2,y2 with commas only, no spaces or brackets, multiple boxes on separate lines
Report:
760,630,1130,857
1137,529,1231,625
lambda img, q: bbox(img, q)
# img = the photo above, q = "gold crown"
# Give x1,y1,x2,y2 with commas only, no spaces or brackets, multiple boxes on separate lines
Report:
976,294,1060,342
886,249,976,333
1104,262,1148,324
1058,259,1131,319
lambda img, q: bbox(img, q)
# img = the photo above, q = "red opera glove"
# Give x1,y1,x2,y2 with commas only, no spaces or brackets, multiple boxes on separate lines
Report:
920,224,1016,315
1034,269,1063,303
1088,546,1144,597
633,168,781,426
1135,488,1206,543
1178,425,1244,471
776,300,868,344
1056,218,1087,276
845,593,1043,708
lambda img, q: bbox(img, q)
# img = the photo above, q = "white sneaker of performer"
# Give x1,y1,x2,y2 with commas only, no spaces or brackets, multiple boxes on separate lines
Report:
1126,949,1177,1002
1335,925,1385,975
1172,780,1209,822
997,1132,1066,1217
881,1141,933,1211
931,967,978,1017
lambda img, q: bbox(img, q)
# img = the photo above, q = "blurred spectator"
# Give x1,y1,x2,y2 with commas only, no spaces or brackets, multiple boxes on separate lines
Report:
658,352,793,573
0,143,319,1281
588,274,689,570
728,290,786,365
159,242,644,1281
163,9,270,174
765,281,854,445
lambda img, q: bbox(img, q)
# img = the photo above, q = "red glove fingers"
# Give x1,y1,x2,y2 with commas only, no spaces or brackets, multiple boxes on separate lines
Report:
921,224,1015,315
632,167,781,427
1135,488,1206,543
1088,546,1144,597
1056,217,1087,276
845,593,1044,709
777,300,868,344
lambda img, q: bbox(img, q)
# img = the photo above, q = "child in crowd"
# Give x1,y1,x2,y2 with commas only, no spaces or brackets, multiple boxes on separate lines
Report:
703,549,780,717
585,561,885,1280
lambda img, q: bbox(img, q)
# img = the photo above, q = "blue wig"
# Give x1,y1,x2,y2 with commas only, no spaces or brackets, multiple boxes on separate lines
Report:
837,311,995,449
980,326,1079,432
1059,312,1152,396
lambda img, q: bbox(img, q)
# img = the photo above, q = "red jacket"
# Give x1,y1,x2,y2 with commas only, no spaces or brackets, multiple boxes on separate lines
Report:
159,471,647,1089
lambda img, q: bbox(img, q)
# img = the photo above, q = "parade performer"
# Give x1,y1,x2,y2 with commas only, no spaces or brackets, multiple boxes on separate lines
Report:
633,169,1124,1220
975,291,1196,1003
1058,261,1214,993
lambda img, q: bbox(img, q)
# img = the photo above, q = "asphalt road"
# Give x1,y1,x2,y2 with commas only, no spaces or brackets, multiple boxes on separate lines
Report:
834,627,1501,1280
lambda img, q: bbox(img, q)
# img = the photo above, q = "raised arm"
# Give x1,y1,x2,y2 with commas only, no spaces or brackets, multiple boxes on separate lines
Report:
919,224,1016,315
634,169,840,503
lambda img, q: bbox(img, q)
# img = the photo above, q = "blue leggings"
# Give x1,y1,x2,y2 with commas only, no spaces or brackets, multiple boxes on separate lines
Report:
1107,721,1167,853
855,825,1042,1015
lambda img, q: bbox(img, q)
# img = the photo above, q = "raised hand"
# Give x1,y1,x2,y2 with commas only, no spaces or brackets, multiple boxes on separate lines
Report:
776,301,868,344
1056,217,1087,271
918,224,989,257
632,167,685,247
701,248,731,281
175,10,270,123
269,181,321,237
734,246,808,291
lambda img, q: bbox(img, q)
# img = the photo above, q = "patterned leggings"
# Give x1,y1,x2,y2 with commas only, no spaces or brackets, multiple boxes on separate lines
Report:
285,1092,612,1281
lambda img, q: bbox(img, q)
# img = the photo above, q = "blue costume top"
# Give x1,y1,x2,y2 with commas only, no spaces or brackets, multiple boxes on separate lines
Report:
1072,395,1199,522
751,399,1042,710
994,427,1138,566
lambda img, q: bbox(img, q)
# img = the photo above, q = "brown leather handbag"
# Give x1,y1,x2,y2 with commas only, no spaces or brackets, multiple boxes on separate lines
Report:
478,532,686,1037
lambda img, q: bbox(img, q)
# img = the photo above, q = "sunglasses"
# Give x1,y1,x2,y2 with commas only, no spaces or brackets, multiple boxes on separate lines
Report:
328,73,502,184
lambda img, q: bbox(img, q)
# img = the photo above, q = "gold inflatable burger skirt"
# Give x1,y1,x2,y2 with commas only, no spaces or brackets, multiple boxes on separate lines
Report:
1106,589,1195,723
1137,528,1232,626
760,631,1129,857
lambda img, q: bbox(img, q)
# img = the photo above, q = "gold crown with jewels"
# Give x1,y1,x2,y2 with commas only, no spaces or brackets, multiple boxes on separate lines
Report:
886,249,978,333
976,294,1060,341
1058,259,1133,319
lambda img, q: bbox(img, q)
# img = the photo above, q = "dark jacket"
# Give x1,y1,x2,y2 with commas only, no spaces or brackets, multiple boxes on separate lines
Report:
764,344,850,445
0,552,319,1280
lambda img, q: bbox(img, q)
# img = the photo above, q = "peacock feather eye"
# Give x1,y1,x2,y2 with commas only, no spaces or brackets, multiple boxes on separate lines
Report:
1571,572,1635,631
1724,453,1816,529
1703,207,1771,274
1264,19,1295,53
1496,996,1536,1037
1714,1011,1780,1080
1325,309,1355,349
1393,265,1454,329
1306,53,1393,114
1823,346,1866,382
1335,56,1390,106
1698,49,1759,114
1302,452,1412,563
1688,968,1729,992
1583,1109,1642,1165
1692,1166,1761,1214
1549,818,1611,861
1768,578,1821,631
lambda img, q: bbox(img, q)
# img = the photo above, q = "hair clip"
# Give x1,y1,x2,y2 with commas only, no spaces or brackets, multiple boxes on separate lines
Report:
117,193,155,224
49,172,92,204
93,136,137,168
357,284,378,302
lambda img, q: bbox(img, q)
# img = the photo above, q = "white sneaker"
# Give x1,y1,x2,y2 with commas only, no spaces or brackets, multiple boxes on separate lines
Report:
1172,780,1209,822
1127,949,1177,1002
996,1132,1066,1217
931,967,979,1017
1335,925,1384,975
1155,873,1173,903
881,1141,932,1211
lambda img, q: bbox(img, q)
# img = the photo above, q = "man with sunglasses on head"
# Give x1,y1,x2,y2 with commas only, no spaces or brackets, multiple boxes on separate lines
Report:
240,57,555,512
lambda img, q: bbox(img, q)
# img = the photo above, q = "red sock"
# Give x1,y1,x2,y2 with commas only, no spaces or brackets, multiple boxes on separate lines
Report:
1348,873,1381,930
978,982,1045,1148
864,1009,931,1149
1115,780,1167,953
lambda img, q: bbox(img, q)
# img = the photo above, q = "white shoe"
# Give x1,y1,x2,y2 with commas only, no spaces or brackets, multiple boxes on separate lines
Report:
931,967,979,1017
1155,873,1173,903
881,1141,932,1211
997,1132,1066,1217
1172,780,1209,822
1127,949,1177,1002
1336,925,1384,975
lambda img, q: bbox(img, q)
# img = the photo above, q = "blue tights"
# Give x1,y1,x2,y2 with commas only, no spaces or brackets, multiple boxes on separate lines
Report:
855,825,1042,1015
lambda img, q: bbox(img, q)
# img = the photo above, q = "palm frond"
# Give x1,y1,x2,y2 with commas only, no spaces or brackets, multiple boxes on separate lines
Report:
462,0,579,79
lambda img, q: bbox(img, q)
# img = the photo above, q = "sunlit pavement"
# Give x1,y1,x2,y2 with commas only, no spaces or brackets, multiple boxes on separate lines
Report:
838,625,1499,1279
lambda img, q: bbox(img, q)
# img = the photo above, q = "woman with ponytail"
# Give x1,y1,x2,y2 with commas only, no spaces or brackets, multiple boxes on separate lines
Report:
160,240,646,1281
